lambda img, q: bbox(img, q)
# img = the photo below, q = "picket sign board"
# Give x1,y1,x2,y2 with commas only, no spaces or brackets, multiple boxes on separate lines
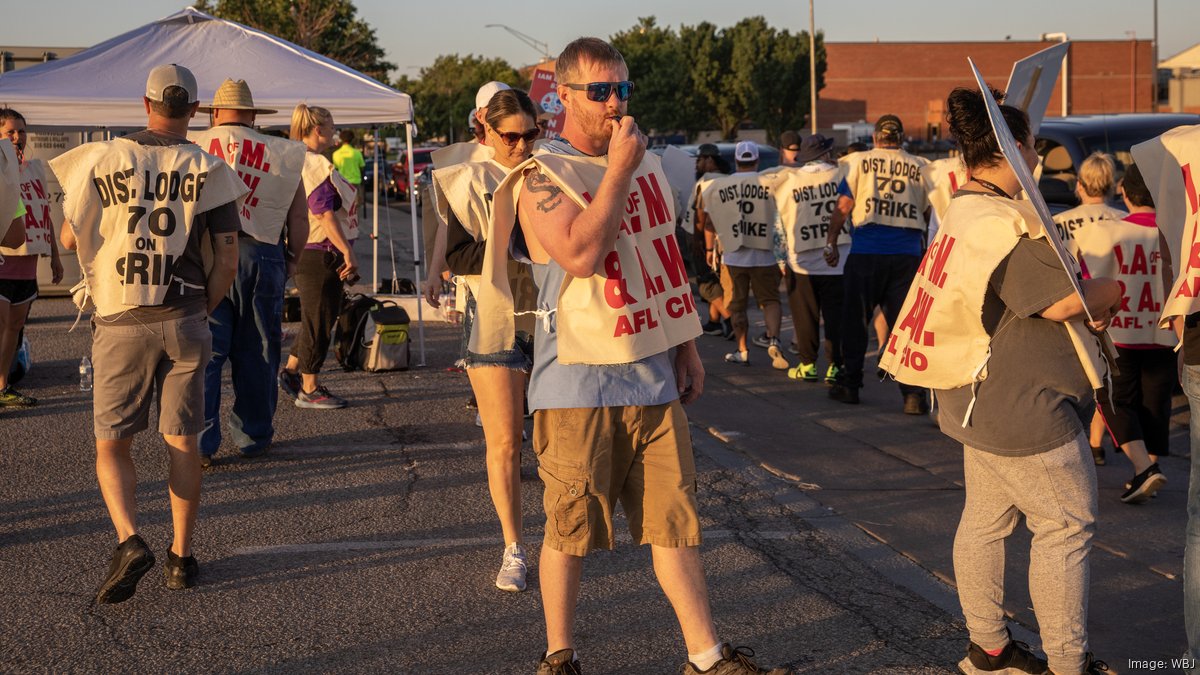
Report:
1004,41,1069,134
971,58,1087,315
528,68,565,140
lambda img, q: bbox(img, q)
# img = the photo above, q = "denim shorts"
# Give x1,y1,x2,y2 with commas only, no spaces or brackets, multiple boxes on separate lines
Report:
459,289,533,371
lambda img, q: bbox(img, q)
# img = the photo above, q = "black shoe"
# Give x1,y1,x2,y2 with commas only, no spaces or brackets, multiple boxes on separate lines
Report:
1081,653,1109,674
94,534,155,604
1121,463,1166,504
240,444,271,459
199,454,213,468
701,320,725,336
829,384,860,404
957,632,1047,674
903,392,929,415
537,649,582,675
1090,446,1105,466
164,549,199,590
466,395,478,410
722,319,734,340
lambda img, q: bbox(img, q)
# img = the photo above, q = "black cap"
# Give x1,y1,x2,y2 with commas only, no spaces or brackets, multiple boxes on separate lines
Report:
796,134,835,164
875,114,903,138
779,130,801,151
697,143,720,159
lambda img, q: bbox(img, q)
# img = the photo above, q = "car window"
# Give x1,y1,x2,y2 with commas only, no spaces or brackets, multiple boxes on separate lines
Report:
413,151,433,165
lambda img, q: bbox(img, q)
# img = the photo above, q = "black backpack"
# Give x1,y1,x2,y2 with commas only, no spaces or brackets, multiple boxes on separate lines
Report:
333,292,379,372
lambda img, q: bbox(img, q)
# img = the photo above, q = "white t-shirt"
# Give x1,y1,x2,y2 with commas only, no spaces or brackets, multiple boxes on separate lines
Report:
783,163,848,275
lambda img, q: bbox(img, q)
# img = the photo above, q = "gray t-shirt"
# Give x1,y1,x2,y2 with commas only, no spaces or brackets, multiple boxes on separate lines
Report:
97,130,241,325
935,236,1095,456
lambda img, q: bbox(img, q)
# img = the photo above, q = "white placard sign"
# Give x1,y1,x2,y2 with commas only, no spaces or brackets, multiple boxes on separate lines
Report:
661,145,697,218
970,57,1089,318
1004,41,1069,134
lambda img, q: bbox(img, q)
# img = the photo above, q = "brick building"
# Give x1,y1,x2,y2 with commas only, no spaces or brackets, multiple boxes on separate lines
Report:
818,40,1155,141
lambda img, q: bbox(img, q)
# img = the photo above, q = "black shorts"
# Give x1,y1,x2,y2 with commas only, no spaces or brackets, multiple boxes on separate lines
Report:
0,278,37,305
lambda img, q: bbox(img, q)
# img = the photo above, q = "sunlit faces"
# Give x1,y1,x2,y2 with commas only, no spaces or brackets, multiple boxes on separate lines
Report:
487,114,538,168
559,59,629,145
308,118,336,153
0,117,27,156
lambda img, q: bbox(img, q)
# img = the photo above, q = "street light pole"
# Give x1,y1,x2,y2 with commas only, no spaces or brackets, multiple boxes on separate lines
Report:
485,24,551,61
810,0,818,134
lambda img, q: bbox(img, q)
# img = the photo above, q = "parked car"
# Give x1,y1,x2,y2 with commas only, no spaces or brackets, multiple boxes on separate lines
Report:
360,158,394,199
665,142,781,171
1035,113,1200,211
391,146,438,203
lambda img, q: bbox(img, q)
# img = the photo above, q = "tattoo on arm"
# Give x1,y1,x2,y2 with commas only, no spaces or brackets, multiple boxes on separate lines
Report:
525,169,564,213
223,235,235,245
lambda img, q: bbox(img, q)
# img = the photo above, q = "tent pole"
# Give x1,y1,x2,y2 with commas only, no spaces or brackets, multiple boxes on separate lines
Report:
372,126,379,293
407,122,425,366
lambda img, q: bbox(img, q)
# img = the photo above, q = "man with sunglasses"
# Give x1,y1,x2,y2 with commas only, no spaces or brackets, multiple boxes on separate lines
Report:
470,36,790,675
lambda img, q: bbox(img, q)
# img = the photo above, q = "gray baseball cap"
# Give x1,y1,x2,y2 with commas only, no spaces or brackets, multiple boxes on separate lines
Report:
145,64,199,104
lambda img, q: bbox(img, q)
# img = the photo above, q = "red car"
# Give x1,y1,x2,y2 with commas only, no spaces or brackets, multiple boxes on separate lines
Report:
391,146,438,202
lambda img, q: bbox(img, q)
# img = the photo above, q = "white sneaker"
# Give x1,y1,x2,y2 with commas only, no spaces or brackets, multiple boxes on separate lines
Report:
724,351,750,365
496,542,528,592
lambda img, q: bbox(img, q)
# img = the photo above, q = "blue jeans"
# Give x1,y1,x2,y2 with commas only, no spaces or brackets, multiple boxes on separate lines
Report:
201,238,287,456
1185,364,1200,670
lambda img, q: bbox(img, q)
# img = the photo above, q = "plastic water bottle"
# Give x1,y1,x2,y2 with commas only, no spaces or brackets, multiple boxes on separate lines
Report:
79,356,93,392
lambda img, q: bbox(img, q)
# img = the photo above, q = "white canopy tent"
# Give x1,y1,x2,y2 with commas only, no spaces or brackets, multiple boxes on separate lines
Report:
0,6,428,363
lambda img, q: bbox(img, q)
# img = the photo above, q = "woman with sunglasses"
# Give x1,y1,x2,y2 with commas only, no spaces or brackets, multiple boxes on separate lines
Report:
433,88,540,593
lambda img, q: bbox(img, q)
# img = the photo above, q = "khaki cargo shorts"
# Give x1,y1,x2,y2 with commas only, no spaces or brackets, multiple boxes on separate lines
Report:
722,264,781,314
92,312,212,440
533,401,702,556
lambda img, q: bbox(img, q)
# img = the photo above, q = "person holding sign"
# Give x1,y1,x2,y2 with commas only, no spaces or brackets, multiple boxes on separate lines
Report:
471,37,789,675
53,64,247,603
1076,163,1172,502
278,104,359,410
882,87,1118,675
432,87,540,593
701,142,789,370
825,115,932,412
189,79,308,465
764,133,848,384
0,108,64,407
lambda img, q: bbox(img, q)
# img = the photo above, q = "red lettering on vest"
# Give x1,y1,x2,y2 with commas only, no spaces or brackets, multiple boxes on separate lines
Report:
917,235,956,289
637,174,670,228
948,171,959,193
651,234,688,289
206,138,226,161
665,291,697,319
31,178,46,201
603,251,636,308
1129,244,1149,275
635,247,661,298
241,140,267,172
1113,244,1128,274
1184,163,1197,215
1137,281,1159,312
239,171,261,208
897,286,936,347
1177,276,1200,298
614,315,635,337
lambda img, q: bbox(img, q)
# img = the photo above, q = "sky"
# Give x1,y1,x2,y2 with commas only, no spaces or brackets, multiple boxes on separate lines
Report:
3,0,1195,77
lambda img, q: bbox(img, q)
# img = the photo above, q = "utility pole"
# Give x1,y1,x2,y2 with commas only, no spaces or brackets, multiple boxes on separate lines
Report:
810,0,818,134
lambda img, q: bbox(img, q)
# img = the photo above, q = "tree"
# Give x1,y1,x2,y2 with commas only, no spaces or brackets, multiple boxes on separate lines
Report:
398,55,521,142
195,0,395,82
679,22,737,140
610,17,701,138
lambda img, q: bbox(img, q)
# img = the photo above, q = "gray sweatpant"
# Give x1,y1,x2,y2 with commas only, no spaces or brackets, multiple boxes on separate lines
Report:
953,432,1098,674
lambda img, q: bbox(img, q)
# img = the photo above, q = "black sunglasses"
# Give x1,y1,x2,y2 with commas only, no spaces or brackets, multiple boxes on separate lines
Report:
491,126,540,146
564,81,634,103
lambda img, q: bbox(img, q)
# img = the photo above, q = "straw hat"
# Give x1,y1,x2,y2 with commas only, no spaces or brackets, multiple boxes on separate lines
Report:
197,79,277,114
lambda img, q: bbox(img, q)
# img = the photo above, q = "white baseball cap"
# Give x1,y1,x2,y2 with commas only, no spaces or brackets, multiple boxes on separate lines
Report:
734,141,759,163
475,81,512,110
145,64,199,104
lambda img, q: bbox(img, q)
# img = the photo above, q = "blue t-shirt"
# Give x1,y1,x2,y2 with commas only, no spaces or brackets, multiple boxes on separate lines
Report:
838,178,924,256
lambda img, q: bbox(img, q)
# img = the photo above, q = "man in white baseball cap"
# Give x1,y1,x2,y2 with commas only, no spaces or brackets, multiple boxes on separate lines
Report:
471,81,512,142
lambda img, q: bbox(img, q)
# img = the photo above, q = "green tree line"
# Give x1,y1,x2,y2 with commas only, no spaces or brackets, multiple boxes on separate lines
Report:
401,16,825,143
